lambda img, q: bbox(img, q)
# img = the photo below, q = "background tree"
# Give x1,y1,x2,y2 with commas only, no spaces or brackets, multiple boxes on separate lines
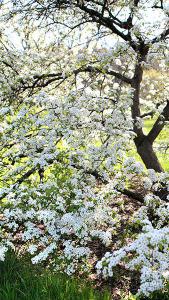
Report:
3,0,169,172
1,2,169,297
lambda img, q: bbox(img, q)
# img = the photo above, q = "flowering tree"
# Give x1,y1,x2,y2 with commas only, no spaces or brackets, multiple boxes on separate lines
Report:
0,0,169,297
5,0,169,172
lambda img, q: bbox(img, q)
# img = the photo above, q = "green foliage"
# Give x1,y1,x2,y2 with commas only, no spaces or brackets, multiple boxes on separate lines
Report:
137,285,169,300
127,288,169,300
0,252,111,300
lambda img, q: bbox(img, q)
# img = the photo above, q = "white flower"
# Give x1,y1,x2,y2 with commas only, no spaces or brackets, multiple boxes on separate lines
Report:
0,246,8,261
28,244,38,255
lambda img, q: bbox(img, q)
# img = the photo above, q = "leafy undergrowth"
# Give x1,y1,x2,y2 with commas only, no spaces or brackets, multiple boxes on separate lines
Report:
138,287,169,300
1,252,169,300
0,252,111,300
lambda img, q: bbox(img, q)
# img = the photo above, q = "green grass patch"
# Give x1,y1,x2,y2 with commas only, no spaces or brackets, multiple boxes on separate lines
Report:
0,252,111,300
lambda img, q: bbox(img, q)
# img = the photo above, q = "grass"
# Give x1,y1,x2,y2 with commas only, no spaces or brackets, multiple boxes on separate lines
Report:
1,252,169,300
0,252,111,300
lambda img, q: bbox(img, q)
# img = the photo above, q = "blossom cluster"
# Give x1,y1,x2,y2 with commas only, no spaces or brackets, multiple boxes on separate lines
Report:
0,3,169,296
0,173,118,275
96,171,169,296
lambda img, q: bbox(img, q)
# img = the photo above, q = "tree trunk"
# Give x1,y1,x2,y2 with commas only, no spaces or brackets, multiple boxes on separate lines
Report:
131,49,164,173
135,137,164,172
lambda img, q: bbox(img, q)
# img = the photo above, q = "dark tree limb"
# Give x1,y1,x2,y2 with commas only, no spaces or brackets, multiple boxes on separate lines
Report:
152,26,169,44
131,58,145,139
0,156,167,204
10,65,132,97
140,111,154,118
147,101,169,144
117,188,144,203
72,1,138,51
0,167,36,201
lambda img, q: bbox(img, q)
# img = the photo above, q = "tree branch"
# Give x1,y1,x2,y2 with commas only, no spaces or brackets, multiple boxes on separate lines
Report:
81,66,132,84
75,2,137,51
12,65,132,96
151,27,169,44
147,101,169,143
0,162,144,203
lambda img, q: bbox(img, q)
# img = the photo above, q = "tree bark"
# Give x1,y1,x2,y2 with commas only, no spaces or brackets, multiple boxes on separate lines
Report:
147,101,169,143
131,49,164,173
135,136,164,172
